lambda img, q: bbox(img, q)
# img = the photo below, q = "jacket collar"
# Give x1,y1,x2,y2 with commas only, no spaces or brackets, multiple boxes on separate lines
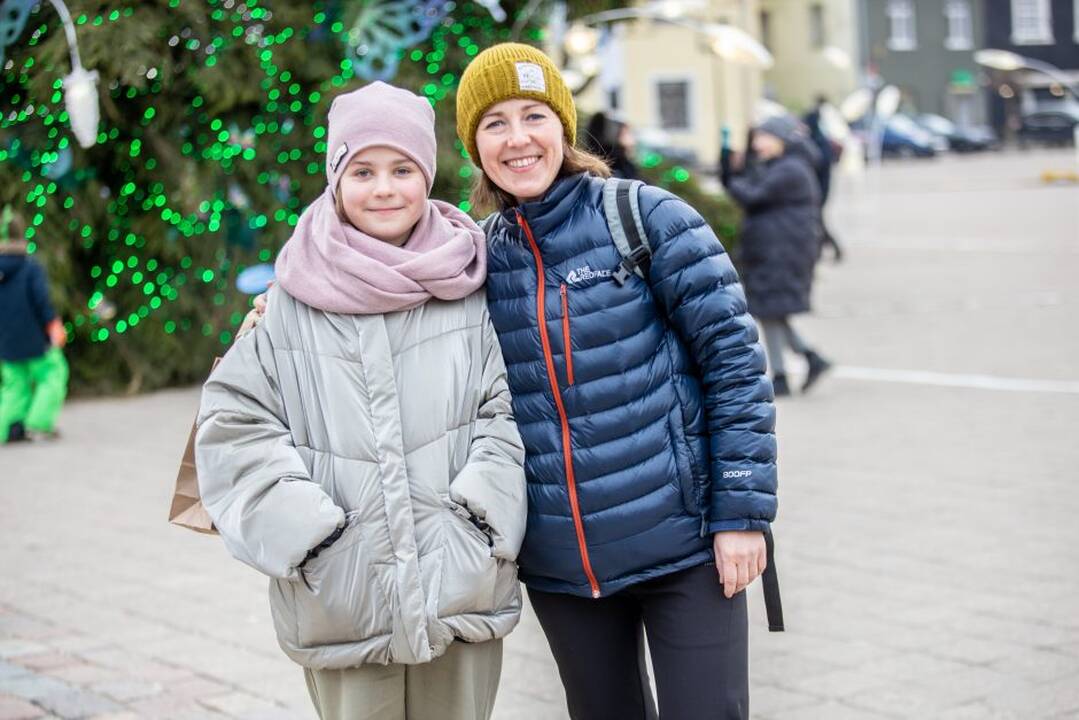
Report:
498,173,592,242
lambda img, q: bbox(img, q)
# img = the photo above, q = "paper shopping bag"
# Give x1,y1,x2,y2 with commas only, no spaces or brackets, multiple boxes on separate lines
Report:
168,358,221,535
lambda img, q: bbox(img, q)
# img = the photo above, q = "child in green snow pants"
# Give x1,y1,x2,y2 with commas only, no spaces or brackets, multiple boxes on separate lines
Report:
1,346,68,440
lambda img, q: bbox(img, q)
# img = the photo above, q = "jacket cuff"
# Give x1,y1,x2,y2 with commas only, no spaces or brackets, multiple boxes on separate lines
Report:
709,519,771,534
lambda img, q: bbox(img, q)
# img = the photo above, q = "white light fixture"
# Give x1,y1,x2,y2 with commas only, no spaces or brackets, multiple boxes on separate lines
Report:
822,46,852,70
839,88,873,121
875,85,901,119
974,49,1024,72
704,24,773,69
63,66,100,148
46,0,100,148
563,23,599,57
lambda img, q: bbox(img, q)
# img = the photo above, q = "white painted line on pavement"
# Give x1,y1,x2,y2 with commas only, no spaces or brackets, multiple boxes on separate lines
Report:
834,366,1079,395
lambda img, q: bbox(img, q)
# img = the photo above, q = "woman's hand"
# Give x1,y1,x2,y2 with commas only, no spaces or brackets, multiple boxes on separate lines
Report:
713,530,766,598
237,290,269,337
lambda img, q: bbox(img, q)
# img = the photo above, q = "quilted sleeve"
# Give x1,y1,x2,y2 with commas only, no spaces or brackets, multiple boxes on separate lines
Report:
195,297,344,579
449,304,528,561
639,186,777,533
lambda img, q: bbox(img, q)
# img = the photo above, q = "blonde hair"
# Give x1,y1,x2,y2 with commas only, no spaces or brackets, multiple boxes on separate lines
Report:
469,141,612,215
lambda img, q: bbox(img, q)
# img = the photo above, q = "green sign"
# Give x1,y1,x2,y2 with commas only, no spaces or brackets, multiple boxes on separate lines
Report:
951,69,975,88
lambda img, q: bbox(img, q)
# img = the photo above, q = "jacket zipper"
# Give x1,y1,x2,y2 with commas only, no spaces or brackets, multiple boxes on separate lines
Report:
560,284,574,386
517,211,600,598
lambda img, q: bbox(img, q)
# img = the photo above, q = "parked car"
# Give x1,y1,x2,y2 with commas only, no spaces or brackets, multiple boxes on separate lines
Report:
916,114,998,152
1017,110,1079,147
882,115,937,158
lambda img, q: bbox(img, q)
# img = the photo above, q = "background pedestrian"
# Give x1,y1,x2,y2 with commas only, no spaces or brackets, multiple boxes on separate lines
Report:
721,115,831,396
0,207,69,443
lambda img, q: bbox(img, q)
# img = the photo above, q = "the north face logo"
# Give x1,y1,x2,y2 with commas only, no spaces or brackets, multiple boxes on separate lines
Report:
566,265,612,284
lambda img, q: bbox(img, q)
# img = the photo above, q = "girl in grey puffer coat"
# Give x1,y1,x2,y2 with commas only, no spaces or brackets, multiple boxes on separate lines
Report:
195,83,527,720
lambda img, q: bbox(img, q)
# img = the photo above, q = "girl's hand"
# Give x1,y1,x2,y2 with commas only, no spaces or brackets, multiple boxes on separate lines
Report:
713,530,766,598
237,291,269,337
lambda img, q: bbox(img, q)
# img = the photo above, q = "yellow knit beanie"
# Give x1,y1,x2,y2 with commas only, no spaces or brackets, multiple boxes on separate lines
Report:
456,42,577,162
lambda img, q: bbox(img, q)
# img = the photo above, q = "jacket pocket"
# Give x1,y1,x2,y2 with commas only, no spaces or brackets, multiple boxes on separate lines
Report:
439,499,498,617
667,411,700,515
293,518,395,648
560,283,574,386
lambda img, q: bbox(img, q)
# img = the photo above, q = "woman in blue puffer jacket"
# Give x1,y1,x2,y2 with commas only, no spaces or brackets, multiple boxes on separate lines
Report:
456,44,780,720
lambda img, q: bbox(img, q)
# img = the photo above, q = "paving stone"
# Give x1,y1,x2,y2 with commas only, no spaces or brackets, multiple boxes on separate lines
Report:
989,648,1079,684
11,657,76,674
124,694,204,719
751,683,825,716
764,699,900,719
0,645,47,662
163,675,232,700
198,691,299,719
0,665,30,683
0,693,45,720
88,679,164,703
32,688,119,720
41,665,121,688
934,702,1024,719
0,677,71,703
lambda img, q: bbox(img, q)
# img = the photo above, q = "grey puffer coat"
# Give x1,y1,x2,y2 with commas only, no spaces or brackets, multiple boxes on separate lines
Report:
195,286,527,669
726,148,821,319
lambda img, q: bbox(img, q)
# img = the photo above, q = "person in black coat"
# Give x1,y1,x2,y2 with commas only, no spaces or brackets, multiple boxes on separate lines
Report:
583,112,640,180
721,116,831,396
803,97,843,262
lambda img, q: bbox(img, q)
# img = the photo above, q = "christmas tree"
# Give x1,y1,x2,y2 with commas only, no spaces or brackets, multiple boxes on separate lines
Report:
0,0,731,395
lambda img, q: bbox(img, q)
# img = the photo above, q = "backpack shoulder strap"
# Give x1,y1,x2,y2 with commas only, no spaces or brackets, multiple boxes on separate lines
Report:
602,178,651,285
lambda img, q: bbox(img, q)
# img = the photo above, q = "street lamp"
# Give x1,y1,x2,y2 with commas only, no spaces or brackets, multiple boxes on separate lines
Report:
44,0,100,149
974,48,1079,101
975,48,1079,160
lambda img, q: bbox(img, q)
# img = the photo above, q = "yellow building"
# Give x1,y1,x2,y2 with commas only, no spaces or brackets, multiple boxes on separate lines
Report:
573,0,766,168
566,0,860,167
758,0,860,112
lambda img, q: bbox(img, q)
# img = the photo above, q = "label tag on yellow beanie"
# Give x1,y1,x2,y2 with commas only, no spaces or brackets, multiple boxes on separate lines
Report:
515,62,546,93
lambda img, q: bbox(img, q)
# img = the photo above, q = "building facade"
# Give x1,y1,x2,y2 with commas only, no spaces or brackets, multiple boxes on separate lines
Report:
860,0,989,125
982,0,1079,132
759,0,860,113
576,0,765,168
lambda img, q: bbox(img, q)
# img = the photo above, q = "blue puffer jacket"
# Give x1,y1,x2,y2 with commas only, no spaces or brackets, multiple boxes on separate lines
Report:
484,173,777,598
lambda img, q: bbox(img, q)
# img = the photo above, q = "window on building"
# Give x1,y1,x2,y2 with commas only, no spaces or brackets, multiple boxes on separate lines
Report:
810,4,826,49
1010,0,1053,44
944,1,974,50
887,0,917,51
656,80,690,131
608,88,621,112
760,10,772,50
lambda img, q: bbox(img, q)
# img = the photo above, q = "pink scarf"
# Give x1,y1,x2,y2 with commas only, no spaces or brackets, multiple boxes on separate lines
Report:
275,188,486,315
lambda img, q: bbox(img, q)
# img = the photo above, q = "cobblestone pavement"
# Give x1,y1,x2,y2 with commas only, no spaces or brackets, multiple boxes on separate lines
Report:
2,149,1078,719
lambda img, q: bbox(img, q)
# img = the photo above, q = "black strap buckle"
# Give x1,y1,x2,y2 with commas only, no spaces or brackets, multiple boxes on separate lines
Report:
612,245,651,286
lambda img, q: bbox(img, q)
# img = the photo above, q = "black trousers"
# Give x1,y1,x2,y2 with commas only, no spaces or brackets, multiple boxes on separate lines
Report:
528,562,749,720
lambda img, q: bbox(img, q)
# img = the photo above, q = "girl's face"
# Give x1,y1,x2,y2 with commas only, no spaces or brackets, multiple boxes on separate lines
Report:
337,146,427,246
474,99,564,204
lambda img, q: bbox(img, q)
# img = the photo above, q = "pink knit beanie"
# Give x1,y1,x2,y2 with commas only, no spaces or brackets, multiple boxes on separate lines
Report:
325,82,437,197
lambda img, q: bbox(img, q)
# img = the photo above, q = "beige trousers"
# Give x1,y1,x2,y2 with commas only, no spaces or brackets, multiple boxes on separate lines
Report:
303,639,503,720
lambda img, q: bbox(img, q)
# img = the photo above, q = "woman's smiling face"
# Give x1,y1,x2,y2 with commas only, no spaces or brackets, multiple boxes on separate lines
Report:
474,99,564,204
